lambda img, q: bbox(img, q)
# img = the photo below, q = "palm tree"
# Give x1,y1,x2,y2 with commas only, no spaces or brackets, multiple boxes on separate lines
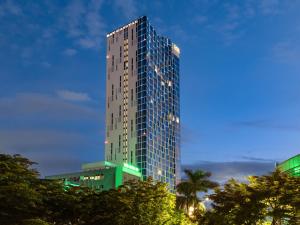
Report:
176,169,218,215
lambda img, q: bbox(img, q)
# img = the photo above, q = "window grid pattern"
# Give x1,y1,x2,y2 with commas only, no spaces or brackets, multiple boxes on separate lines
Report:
136,16,180,191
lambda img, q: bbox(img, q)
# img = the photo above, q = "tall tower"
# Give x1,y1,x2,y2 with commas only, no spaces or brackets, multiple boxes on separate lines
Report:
105,16,180,190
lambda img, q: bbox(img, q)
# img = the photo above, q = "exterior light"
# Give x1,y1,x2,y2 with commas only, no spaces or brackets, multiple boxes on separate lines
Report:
172,44,180,57
158,169,162,175
188,206,194,217
123,163,139,172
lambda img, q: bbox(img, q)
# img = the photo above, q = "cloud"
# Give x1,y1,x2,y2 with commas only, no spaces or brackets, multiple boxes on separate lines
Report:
56,90,91,102
272,39,300,65
63,0,106,49
193,0,292,45
183,160,275,183
194,15,207,24
0,0,22,17
0,129,86,154
114,0,137,19
0,92,97,120
0,92,103,176
260,0,280,15
0,129,100,176
63,48,77,56
232,119,300,132
241,156,277,162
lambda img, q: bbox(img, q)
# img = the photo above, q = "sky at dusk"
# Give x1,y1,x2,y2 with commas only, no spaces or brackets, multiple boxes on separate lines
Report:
0,0,300,182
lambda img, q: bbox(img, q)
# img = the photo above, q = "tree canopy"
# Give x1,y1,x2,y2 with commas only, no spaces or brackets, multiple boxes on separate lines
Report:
0,154,195,225
205,170,300,225
1,153,299,225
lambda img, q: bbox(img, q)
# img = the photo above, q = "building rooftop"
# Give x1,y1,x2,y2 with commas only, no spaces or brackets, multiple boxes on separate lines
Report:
278,154,300,177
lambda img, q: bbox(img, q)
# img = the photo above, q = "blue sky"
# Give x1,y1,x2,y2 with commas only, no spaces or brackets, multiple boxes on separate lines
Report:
0,0,300,182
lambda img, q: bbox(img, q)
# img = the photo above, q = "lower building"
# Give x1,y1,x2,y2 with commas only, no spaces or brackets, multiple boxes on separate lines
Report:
46,161,141,191
278,154,300,177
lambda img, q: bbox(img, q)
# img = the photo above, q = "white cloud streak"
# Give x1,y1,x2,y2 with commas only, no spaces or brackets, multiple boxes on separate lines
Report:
0,92,97,120
63,48,77,56
63,0,106,49
56,90,91,102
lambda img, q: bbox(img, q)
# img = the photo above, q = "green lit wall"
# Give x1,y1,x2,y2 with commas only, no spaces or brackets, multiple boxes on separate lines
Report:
46,161,142,191
278,154,300,177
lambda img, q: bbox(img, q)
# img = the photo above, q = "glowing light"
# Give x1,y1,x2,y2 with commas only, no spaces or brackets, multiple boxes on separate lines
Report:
172,44,180,57
123,163,139,172
188,206,194,217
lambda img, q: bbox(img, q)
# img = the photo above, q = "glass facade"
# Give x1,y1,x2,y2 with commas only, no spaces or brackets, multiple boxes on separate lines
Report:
278,154,300,177
136,16,180,191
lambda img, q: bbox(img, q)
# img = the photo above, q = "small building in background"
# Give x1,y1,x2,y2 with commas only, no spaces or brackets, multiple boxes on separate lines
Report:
278,154,300,177
46,161,141,191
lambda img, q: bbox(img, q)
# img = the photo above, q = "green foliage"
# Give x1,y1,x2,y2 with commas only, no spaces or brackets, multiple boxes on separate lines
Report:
0,154,194,225
205,169,300,225
79,177,195,225
0,154,42,224
22,219,50,225
2,153,298,225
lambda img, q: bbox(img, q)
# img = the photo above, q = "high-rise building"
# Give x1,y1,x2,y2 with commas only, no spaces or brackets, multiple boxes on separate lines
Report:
105,16,180,190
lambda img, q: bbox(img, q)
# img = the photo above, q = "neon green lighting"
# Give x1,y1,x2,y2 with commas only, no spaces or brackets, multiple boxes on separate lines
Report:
278,154,300,177
123,163,139,172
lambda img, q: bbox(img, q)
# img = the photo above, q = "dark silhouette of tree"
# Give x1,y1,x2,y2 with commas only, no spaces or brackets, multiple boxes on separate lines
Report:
176,169,218,215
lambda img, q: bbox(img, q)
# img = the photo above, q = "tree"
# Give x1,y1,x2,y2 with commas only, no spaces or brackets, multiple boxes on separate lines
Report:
248,169,300,225
80,177,196,225
176,169,218,215
208,179,265,225
0,154,42,224
205,170,300,225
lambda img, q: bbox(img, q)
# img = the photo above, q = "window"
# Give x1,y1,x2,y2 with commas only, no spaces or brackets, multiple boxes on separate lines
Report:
124,27,128,40
120,46,122,62
119,76,121,88
131,119,133,137
131,58,134,76
124,61,128,70
112,84,114,100
119,105,121,117
111,143,113,160
131,89,134,106
119,135,121,152
111,113,113,126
